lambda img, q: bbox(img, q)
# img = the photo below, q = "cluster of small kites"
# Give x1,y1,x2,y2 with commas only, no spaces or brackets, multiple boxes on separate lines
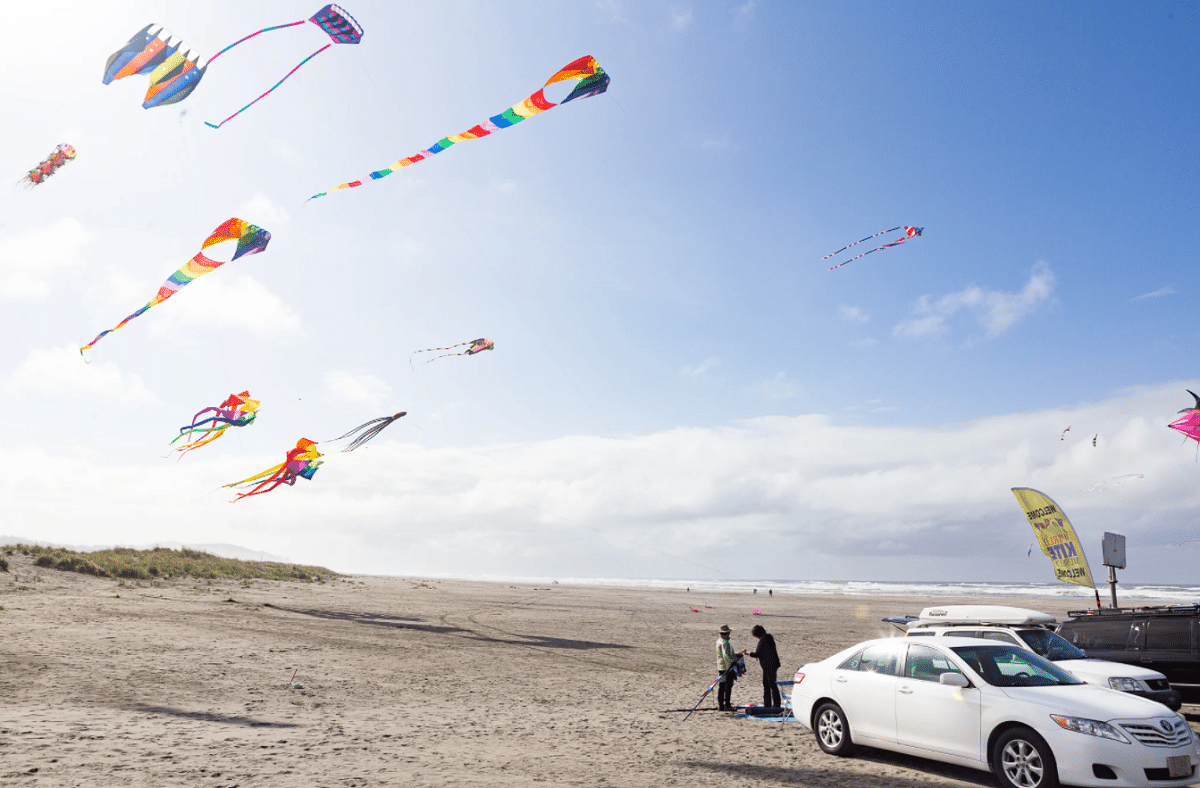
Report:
20,4,606,501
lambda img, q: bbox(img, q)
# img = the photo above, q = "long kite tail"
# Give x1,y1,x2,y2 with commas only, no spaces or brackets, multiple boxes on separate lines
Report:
202,20,308,67
821,226,900,261
325,412,407,452
205,44,331,129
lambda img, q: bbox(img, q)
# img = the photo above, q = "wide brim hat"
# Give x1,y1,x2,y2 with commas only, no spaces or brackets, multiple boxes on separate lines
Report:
718,624,731,633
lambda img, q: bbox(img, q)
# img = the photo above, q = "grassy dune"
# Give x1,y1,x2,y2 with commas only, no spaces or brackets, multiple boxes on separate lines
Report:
2,544,338,582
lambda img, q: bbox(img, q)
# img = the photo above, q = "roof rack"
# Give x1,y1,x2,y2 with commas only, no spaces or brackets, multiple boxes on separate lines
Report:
1067,603,1200,618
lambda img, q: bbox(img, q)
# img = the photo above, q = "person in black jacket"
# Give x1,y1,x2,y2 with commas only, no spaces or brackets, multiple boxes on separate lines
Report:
743,624,782,708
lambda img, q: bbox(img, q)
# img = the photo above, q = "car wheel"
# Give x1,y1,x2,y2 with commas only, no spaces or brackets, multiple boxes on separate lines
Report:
814,702,855,756
992,727,1058,788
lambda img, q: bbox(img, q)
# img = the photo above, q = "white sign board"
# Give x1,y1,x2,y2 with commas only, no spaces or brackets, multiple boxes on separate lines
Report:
1102,532,1126,569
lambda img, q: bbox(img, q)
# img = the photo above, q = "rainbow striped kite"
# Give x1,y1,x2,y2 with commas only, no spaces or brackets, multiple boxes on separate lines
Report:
81,219,270,355
309,55,610,200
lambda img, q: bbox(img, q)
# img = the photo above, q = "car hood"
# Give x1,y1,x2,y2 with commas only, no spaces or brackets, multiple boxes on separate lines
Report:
1054,659,1166,682
1000,683,1177,720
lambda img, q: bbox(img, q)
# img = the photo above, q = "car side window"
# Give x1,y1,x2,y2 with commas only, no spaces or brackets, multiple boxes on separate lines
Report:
839,643,900,675
904,643,965,683
944,630,982,638
982,631,1021,646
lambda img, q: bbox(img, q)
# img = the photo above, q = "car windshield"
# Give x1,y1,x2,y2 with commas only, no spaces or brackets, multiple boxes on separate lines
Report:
951,644,1084,687
1018,629,1088,661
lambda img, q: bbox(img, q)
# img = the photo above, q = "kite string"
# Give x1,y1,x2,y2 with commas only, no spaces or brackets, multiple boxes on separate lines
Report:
205,43,332,129
203,20,309,67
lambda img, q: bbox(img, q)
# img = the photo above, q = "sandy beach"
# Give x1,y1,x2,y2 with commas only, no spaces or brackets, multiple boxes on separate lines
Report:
2,553,1196,787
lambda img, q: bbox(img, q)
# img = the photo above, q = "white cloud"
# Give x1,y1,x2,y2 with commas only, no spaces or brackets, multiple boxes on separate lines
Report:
325,370,392,409
5,345,154,403
387,234,426,262
894,262,1055,339
749,371,797,401
489,177,517,193
595,0,634,26
1133,286,1175,300
150,274,305,342
237,193,290,228
670,6,693,28
733,0,756,27
851,337,879,349
0,218,88,301
680,356,720,379
270,138,305,168
5,383,1199,582
839,305,870,323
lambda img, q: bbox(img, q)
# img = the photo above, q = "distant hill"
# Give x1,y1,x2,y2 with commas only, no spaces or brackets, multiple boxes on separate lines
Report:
0,537,290,564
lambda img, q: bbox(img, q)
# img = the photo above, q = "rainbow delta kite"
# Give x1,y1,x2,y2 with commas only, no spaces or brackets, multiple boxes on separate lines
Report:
81,218,270,355
308,55,609,200
20,144,76,187
170,391,260,458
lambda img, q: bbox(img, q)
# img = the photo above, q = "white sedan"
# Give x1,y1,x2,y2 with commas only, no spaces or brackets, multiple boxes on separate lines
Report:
791,637,1199,788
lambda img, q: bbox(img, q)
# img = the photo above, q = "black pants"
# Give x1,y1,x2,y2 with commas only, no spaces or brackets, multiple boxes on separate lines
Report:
761,668,781,708
717,675,734,709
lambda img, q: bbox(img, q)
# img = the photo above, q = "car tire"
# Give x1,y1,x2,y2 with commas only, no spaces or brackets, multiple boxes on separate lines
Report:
813,702,855,756
992,727,1058,788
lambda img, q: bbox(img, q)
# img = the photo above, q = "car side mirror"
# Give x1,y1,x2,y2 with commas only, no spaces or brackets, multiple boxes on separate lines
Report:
940,673,970,688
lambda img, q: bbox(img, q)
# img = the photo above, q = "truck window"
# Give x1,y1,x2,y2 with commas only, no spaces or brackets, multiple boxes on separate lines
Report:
1147,618,1194,657
1059,619,1131,651
981,631,1021,647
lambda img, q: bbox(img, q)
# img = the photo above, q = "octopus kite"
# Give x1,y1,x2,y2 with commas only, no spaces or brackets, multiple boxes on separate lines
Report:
170,391,260,458
412,338,494,364
309,55,610,200
102,5,362,124
824,226,923,270
224,438,323,501
326,412,407,451
20,144,76,187
1168,390,1200,445
80,218,270,355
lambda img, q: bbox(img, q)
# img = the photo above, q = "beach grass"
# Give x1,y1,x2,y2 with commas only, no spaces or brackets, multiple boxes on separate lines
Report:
4,544,338,582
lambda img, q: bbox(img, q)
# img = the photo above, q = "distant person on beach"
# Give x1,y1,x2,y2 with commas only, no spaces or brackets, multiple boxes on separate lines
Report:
743,624,781,708
715,624,739,711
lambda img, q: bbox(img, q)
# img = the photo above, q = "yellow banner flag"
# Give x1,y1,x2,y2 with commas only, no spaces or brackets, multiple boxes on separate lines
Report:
1011,488,1096,589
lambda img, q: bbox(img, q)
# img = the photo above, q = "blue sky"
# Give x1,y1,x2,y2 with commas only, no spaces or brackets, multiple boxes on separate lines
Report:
2,1,1198,590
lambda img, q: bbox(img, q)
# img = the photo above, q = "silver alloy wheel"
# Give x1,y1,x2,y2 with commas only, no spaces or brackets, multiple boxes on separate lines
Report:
817,707,844,749
1000,738,1045,788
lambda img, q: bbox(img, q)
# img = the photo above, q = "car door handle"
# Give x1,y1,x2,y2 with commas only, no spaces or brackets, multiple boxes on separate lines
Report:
898,686,913,694
835,675,848,683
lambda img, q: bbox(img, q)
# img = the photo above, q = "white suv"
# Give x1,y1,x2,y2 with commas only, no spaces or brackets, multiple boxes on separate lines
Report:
885,605,1181,710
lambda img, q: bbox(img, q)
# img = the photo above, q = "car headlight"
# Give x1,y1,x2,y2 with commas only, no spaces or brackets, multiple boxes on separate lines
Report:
1050,715,1131,743
1108,677,1143,692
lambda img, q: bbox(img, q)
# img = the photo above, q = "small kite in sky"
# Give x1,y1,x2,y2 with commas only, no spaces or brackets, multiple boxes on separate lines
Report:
308,55,610,200
325,412,407,452
20,144,76,188
1168,390,1200,445
825,226,923,270
412,338,495,364
80,218,270,356
170,391,260,458
1084,473,1144,493
102,5,362,122
1060,426,1071,441
224,438,323,501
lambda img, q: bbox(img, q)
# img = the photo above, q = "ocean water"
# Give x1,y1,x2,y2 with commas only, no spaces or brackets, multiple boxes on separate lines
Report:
471,575,1200,605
